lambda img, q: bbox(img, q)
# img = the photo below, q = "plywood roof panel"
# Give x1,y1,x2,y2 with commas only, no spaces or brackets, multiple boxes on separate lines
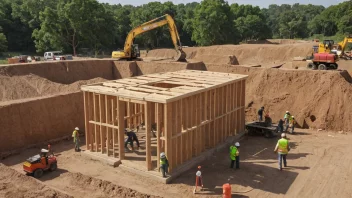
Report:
81,70,247,103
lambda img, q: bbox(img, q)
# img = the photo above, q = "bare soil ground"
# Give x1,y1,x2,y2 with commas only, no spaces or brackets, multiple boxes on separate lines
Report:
2,129,352,198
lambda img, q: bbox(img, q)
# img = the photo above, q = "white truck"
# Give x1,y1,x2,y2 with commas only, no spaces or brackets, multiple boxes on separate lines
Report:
44,51,73,61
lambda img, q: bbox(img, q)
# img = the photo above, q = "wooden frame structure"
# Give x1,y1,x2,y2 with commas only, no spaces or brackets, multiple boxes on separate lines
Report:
81,70,247,172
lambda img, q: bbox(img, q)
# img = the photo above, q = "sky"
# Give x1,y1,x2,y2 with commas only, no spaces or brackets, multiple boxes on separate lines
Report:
98,0,346,8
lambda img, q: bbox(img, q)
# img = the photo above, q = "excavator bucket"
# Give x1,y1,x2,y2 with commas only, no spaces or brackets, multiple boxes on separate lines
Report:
175,50,187,62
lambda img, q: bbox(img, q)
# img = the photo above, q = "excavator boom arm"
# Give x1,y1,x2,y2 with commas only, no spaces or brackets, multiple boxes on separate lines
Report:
123,14,185,60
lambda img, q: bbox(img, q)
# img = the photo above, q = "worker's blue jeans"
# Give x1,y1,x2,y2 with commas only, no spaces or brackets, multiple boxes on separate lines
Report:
161,164,168,177
291,125,295,133
230,156,240,169
277,125,283,133
258,115,263,122
74,139,79,150
278,153,287,169
285,122,290,132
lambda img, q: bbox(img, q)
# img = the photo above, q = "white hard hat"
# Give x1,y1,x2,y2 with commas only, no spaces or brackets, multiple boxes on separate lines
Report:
235,142,240,147
281,133,286,138
286,111,289,113
160,152,165,158
41,149,49,153
292,116,294,118
75,127,79,130
196,170,201,177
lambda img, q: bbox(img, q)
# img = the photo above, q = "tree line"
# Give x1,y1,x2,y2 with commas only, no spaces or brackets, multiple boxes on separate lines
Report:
0,0,351,55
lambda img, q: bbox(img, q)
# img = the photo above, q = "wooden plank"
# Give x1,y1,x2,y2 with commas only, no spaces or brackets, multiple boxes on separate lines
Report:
93,94,98,152
164,103,173,172
156,103,162,172
88,92,94,152
145,102,152,171
102,94,107,153
106,95,111,156
83,92,89,151
89,121,119,129
185,97,189,161
118,99,125,160
119,97,146,104
112,97,117,157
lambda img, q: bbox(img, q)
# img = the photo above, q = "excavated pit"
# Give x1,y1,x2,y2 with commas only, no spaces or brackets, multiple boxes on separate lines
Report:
1,43,351,155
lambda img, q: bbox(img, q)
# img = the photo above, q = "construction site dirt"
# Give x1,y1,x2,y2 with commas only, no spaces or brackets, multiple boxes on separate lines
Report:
0,41,352,197
2,130,352,197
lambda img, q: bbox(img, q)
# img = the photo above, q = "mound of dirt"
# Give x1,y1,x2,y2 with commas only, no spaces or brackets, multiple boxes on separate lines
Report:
50,172,160,198
222,66,352,132
0,74,106,102
0,164,71,198
147,43,315,66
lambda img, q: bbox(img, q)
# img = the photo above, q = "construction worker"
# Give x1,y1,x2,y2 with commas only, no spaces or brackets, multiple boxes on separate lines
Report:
290,116,296,133
124,129,140,151
229,142,240,169
160,152,169,178
284,111,291,132
40,148,49,166
72,127,80,152
193,166,203,193
277,119,284,133
258,106,265,122
274,133,290,170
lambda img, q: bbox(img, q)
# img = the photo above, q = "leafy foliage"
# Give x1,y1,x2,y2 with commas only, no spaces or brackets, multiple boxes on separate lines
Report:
0,0,350,54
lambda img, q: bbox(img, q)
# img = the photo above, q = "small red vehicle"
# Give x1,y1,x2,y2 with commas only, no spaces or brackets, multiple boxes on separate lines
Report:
307,53,339,70
23,149,57,178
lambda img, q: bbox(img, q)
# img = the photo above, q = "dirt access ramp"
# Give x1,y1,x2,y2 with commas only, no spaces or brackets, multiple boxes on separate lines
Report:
0,164,71,198
147,43,315,66
201,64,352,132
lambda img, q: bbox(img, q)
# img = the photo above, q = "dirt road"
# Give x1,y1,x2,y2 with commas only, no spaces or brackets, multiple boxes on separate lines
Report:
2,129,352,198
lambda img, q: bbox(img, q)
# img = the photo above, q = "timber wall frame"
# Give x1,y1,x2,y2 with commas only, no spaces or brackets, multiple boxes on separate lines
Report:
81,70,247,172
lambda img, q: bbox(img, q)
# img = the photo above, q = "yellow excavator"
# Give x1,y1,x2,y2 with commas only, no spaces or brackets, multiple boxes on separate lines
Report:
332,36,352,60
315,36,352,60
112,14,186,62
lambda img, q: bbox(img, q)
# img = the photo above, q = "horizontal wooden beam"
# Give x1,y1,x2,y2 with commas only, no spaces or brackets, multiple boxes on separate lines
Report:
89,121,119,130
170,106,244,139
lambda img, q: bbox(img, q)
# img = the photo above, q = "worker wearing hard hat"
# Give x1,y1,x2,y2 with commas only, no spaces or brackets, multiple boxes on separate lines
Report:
160,152,169,178
284,111,291,132
290,116,296,134
230,142,240,169
193,166,203,193
72,127,80,152
274,133,290,170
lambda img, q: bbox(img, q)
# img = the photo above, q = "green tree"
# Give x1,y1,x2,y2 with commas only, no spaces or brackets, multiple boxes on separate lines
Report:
191,0,236,46
130,2,178,49
0,33,7,53
33,0,116,55
0,0,34,51
231,3,271,41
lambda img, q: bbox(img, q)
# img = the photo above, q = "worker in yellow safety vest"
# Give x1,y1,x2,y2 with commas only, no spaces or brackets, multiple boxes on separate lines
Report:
290,116,296,134
160,152,169,178
274,133,290,170
230,142,240,169
72,127,80,152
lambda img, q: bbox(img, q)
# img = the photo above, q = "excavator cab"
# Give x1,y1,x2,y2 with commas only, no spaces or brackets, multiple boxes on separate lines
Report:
132,44,140,58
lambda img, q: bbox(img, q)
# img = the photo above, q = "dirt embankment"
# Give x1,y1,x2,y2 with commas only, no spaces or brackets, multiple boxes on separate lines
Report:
0,164,71,198
0,75,105,102
147,43,315,66
44,172,160,198
206,64,352,132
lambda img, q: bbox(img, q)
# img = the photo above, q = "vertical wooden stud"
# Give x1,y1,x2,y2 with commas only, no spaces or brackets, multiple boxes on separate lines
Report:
145,102,152,171
118,99,125,160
